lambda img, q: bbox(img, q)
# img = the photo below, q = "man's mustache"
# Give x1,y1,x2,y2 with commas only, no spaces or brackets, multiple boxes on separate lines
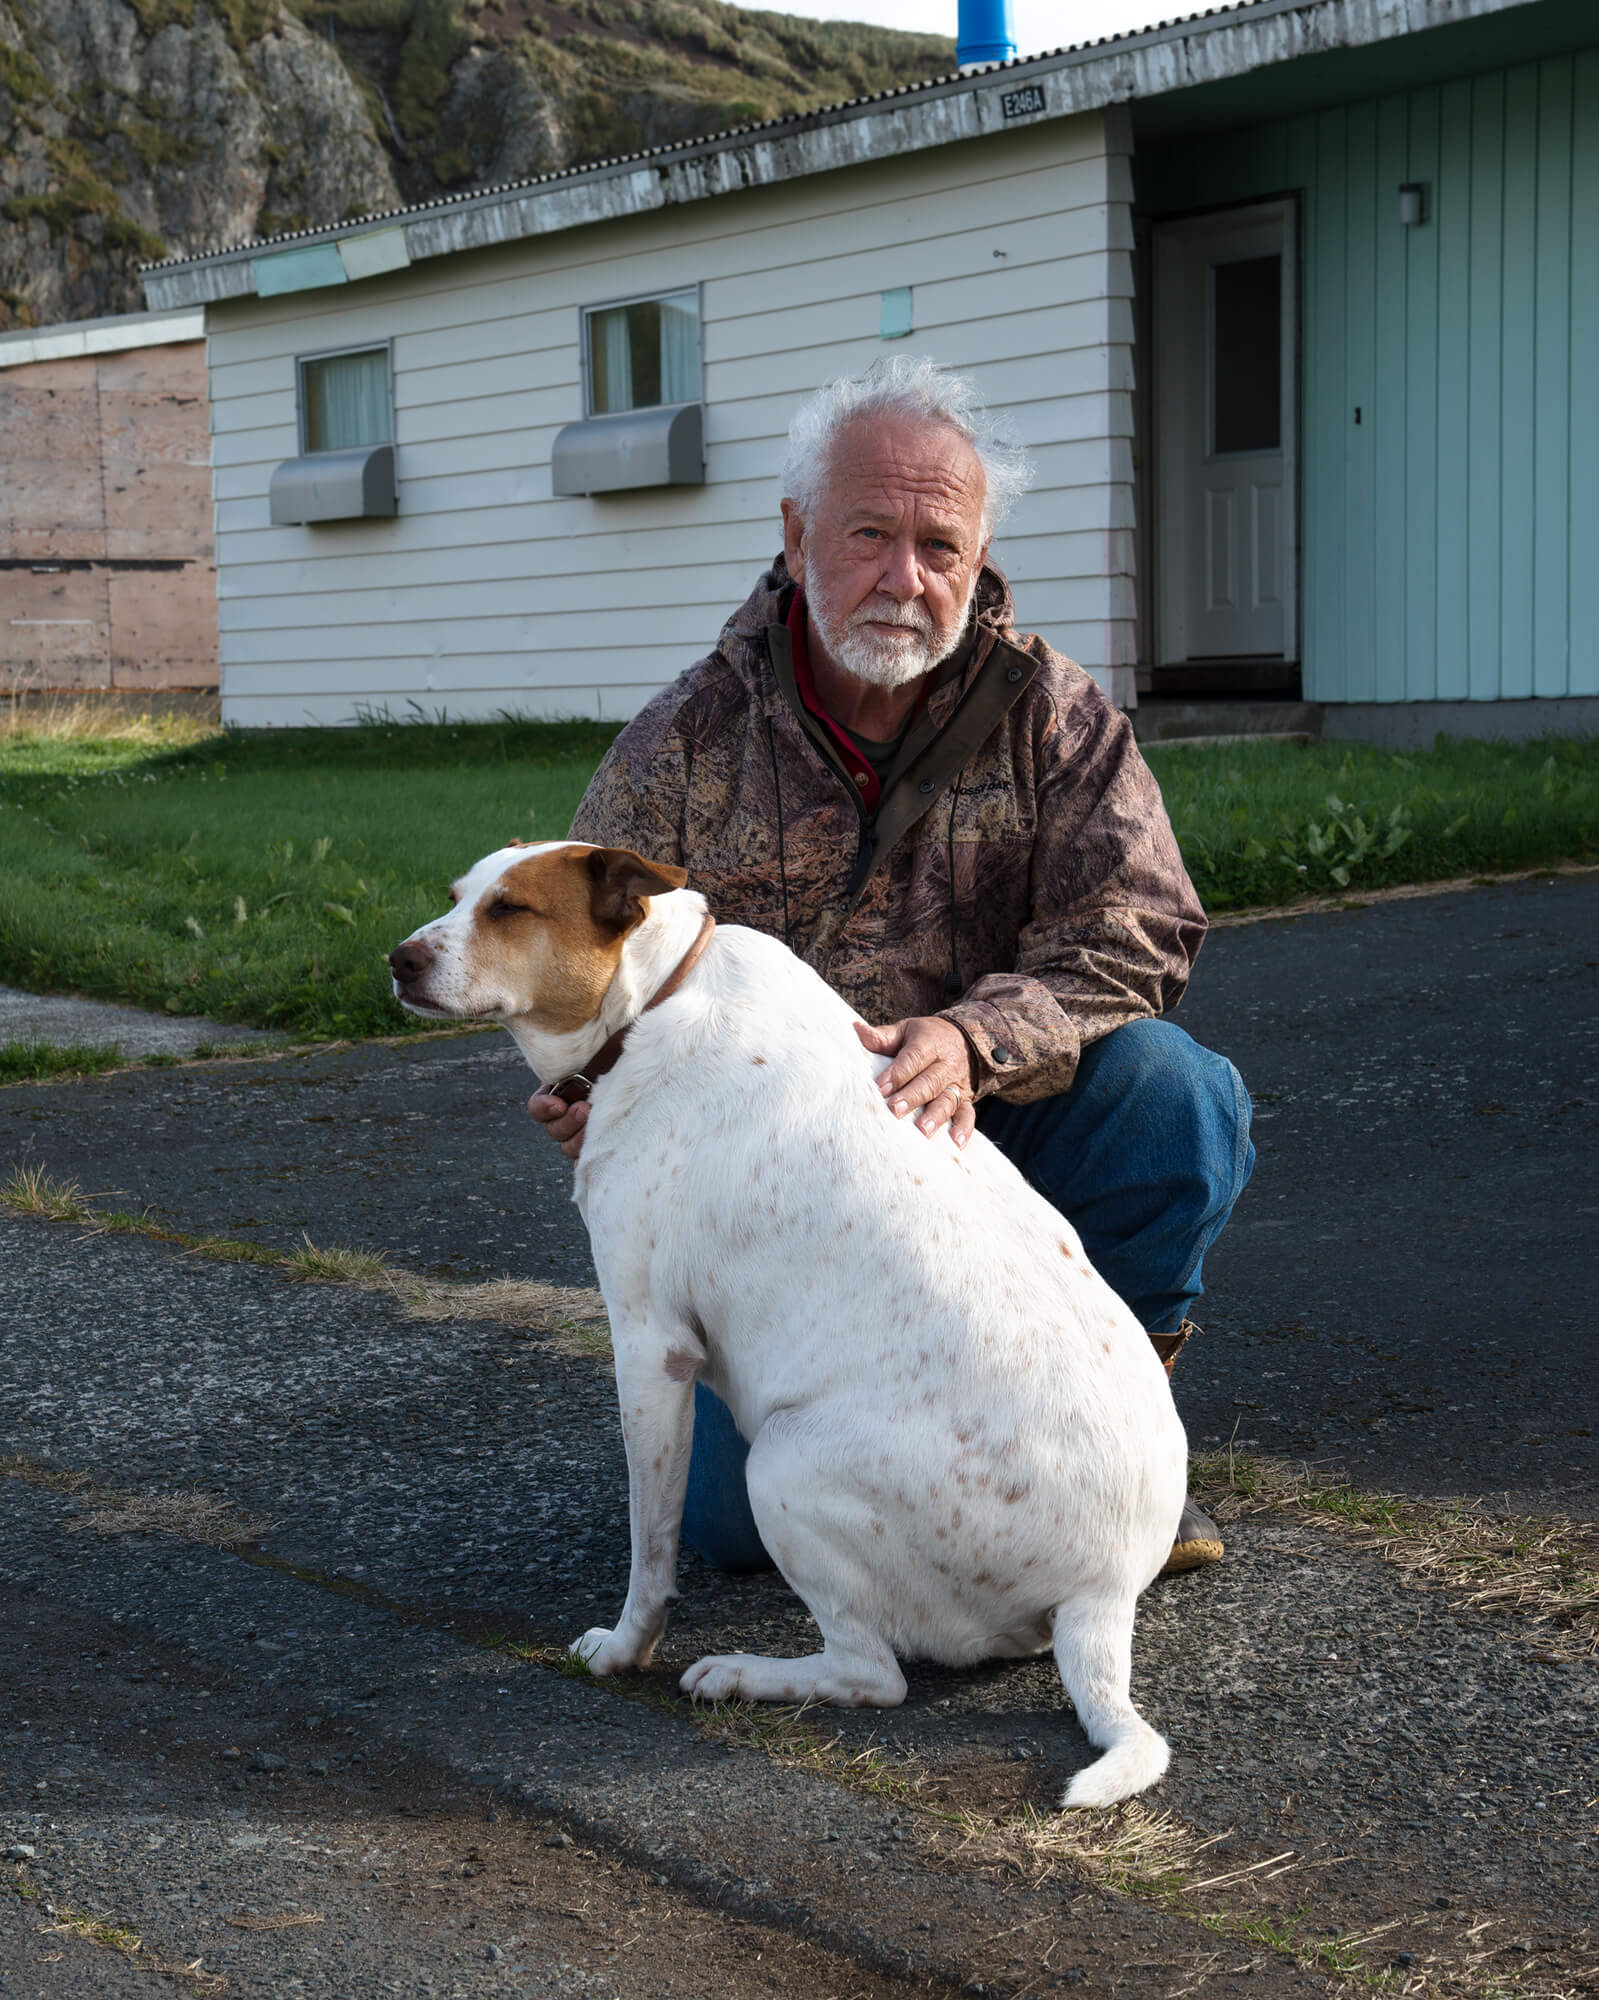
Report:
848,599,934,637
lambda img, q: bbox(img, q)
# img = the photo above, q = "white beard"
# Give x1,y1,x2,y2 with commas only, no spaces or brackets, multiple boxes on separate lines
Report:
807,573,979,692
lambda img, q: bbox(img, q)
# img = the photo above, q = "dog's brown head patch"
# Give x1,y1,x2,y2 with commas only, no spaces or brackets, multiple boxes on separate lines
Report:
468,844,688,1032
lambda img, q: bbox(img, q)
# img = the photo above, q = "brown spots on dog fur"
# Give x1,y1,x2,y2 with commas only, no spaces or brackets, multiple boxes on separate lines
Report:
751,1055,767,1066
1060,1241,1074,1258
1001,1482,1029,1505
663,1347,698,1382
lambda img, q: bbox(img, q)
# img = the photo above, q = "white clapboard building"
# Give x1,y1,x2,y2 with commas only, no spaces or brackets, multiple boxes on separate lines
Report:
141,0,1599,740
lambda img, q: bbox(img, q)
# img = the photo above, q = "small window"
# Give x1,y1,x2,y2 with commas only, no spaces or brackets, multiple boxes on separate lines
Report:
1208,256,1281,457
298,344,393,454
583,289,700,417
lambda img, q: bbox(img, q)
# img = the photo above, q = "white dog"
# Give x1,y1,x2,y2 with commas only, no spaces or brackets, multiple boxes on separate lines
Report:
391,841,1187,1808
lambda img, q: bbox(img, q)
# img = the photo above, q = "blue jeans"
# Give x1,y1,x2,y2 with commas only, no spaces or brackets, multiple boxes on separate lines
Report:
679,1017,1255,1573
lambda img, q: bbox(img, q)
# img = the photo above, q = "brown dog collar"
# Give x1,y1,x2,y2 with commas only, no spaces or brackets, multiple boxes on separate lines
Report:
545,912,717,1105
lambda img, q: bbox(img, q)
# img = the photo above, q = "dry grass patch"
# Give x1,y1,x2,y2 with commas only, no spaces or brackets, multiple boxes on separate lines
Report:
398,1275,611,1360
939,1797,1226,1898
1192,1449,1599,1661
69,1485,276,1548
2,1450,273,1548
1199,1907,1599,1999
3,1160,400,1286
943,1803,1597,1998
687,1698,925,1803
225,1911,324,1932
1,1161,94,1221
11,1874,227,1995
0,687,221,747
282,1234,391,1284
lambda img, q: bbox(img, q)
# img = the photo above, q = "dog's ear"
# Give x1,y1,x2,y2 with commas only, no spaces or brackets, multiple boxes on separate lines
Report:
584,847,689,934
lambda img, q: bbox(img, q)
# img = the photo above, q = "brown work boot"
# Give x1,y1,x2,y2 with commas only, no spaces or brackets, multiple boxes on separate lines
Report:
1148,1321,1225,1575
1162,1495,1225,1574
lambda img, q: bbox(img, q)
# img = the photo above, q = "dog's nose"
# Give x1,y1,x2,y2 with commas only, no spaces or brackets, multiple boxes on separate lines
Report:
389,939,435,983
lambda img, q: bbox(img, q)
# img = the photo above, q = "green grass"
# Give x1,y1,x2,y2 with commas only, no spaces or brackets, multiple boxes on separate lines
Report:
1145,735,1599,910
0,716,621,1042
0,1040,126,1083
0,719,1593,1042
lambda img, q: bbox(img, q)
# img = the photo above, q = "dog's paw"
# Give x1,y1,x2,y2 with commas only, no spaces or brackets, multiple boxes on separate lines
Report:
679,1655,752,1703
569,1626,635,1677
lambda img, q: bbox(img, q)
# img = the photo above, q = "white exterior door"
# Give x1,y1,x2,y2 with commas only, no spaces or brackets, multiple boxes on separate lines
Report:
1153,200,1297,664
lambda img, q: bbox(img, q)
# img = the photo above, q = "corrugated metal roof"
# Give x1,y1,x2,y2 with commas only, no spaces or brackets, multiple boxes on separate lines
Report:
139,0,1542,289
137,0,1268,276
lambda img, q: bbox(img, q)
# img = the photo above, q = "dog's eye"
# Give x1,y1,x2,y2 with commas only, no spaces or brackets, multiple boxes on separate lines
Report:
486,898,526,920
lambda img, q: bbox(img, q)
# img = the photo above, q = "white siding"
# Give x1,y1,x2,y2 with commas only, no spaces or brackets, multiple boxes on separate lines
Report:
207,113,1136,725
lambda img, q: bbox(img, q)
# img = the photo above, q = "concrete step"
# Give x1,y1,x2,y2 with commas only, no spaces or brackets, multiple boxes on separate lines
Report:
1130,697,1324,744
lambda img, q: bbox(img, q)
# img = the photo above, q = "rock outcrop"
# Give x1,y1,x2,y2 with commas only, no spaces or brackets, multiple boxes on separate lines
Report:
0,0,955,328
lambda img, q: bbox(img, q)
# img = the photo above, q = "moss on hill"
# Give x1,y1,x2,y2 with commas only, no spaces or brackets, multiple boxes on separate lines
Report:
0,0,954,327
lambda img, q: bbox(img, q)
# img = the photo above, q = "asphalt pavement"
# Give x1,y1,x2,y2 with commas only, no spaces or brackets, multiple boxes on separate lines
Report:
2,873,1595,1999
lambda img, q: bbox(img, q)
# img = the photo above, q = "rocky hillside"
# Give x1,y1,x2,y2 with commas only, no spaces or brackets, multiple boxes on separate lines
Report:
0,0,955,328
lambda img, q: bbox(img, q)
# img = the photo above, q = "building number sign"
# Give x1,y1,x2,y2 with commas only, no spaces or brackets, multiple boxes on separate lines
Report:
1000,84,1047,119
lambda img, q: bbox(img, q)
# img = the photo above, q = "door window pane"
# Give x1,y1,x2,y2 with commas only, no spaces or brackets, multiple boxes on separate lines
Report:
1210,254,1281,456
586,290,699,415
302,347,392,453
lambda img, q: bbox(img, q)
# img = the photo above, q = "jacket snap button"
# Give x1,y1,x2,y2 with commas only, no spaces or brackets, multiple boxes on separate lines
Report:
918,778,935,794
991,1045,1012,1064
854,770,870,788
1006,664,1023,683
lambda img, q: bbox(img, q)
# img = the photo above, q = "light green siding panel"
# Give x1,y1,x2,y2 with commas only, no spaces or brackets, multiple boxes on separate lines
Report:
1533,59,1574,698
1289,118,1320,671
1141,42,1598,706
1569,51,1599,697
1434,81,1475,702
1404,89,1441,703
1374,94,1411,706
1345,102,1379,704
1467,74,1505,702
1309,111,1349,702
1499,65,1541,699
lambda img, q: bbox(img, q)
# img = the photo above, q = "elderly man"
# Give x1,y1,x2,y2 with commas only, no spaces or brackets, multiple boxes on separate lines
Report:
531,355,1253,1578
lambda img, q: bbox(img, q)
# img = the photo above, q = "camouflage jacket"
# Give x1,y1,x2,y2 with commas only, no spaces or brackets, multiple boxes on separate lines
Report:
570,557,1206,1104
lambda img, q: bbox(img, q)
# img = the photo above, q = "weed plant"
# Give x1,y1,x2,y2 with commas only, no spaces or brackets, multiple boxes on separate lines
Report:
1146,735,1598,909
0,718,1594,1040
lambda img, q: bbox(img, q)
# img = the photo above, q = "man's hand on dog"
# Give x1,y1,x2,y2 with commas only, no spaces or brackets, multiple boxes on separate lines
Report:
855,1014,977,1146
528,1090,589,1159
531,1012,976,1159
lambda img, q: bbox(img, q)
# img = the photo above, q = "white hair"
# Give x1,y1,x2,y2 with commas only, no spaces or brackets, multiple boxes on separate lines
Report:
780,354,1032,539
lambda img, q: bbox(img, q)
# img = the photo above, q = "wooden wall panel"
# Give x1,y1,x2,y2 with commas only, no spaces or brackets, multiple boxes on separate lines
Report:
108,566,219,689
0,366,106,560
2,565,110,690
0,338,216,690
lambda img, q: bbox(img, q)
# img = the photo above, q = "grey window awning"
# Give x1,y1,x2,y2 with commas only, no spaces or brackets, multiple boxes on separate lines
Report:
269,443,397,525
551,403,704,497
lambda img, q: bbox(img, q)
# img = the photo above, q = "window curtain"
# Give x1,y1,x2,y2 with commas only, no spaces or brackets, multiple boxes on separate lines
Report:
596,308,633,414
306,349,391,453
659,294,698,404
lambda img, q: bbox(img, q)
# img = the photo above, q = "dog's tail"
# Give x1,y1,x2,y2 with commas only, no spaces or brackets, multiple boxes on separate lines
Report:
1051,1596,1170,1809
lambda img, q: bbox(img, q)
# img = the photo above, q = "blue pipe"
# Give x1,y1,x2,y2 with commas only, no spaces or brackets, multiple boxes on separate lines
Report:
957,0,1016,66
